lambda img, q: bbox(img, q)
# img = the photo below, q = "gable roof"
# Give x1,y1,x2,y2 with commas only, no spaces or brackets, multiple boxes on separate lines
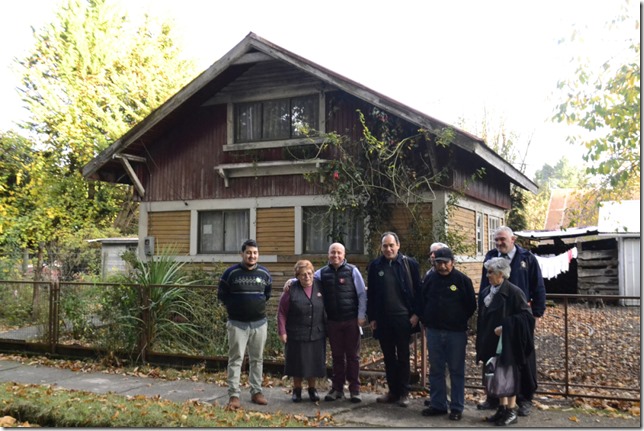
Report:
544,188,578,230
82,32,537,193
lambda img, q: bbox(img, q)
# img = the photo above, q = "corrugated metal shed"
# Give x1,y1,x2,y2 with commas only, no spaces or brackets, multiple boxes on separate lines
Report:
598,200,640,305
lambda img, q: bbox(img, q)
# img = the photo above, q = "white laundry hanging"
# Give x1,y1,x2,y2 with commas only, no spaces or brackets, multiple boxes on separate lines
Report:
534,247,578,280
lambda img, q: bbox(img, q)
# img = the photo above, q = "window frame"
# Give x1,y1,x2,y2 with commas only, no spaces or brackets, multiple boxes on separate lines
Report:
302,206,364,254
197,209,250,254
234,94,319,144
476,211,484,255
488,215,502,252
224,91,326,152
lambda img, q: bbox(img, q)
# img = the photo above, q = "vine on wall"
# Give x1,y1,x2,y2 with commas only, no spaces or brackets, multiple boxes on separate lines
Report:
295,107,484,263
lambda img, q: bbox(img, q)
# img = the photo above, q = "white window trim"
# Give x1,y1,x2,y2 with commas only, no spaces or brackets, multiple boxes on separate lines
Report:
488,215,502,251
140,196,332,263
476,211,484,256
442,195,505,262
214,159,328,187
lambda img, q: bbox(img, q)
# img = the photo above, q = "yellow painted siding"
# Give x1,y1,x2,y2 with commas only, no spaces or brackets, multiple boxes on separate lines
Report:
458,261,484,293
148,211,191,255
382,203,433,253
449,206,475,249
256,207,295,255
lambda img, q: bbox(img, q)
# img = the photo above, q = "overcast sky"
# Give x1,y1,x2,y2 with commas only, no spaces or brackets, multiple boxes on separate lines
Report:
0,0,639,179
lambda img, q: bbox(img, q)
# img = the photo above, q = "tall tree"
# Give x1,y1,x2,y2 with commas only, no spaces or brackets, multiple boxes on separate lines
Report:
6,0,197,277
553,2,640,191
533,156,585,189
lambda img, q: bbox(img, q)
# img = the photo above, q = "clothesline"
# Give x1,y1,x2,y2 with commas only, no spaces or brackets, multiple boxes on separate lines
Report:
534,247,578,280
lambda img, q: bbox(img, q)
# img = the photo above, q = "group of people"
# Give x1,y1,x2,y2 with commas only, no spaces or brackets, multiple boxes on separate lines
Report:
216,227,545,427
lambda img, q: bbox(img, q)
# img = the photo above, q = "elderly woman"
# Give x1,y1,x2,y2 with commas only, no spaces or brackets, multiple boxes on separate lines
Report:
277,260,326,402
475,257,536,426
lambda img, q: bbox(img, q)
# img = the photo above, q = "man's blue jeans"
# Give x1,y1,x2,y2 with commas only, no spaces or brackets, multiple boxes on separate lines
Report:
426,328,467,413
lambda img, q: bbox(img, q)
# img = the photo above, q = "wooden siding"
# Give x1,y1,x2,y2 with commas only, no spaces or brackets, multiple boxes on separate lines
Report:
369,203,434,261
148,211,191,255
256,208,295,255
450,206,476,249
577,238,619,295
452,155,512,209
457,261,484,292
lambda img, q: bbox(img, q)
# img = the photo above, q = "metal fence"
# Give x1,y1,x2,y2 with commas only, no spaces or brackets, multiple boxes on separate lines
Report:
0,280,639,402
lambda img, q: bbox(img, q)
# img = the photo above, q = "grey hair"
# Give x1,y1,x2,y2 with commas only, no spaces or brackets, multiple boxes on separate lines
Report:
484,257,511,279
494,226,515,238
430,242,448,252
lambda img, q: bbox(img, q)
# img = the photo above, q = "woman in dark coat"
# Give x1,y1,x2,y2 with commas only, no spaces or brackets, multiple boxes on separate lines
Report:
476,257,535,426
277,260,326,402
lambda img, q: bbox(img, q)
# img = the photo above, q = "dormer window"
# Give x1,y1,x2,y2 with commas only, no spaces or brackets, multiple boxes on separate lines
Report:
235,94,319,143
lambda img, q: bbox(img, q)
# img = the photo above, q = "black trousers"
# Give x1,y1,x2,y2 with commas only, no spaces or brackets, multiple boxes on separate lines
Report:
378,314,412,398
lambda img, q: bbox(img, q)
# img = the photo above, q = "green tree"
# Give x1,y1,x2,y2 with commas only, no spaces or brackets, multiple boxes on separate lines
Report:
5,0,197,278
553,3,640,190
533,156,585,189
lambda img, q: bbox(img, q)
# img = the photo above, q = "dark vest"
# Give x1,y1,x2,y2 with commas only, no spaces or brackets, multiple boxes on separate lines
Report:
285,281,325,342
319,262,358,321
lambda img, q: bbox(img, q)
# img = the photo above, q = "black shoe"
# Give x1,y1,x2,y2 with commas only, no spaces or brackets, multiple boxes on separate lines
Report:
324,388,345,401
308,388,320,402
421,406,448,416
487,406,506,423
477,397,499,410
424,399,431,406
376,392,398,404
350,391,362,403
397,394,410,407
495,407,518,426
292,387,302,403
517,400,532,416
449,411,462,421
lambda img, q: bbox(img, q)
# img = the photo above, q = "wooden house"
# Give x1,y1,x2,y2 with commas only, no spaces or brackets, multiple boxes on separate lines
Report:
82,33,537,289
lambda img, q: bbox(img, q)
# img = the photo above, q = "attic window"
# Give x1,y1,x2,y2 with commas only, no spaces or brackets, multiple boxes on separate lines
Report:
235,95,319,143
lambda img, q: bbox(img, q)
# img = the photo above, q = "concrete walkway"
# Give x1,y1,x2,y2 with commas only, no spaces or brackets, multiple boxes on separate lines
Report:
0,358,638,428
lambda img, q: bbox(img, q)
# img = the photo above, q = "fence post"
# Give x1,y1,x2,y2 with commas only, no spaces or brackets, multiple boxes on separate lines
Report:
48,281,60,354
138,284,150,363
420,325,427,387
563,296,569,398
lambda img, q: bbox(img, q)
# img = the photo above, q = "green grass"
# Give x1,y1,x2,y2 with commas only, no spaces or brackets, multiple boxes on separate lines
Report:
0,382,329,427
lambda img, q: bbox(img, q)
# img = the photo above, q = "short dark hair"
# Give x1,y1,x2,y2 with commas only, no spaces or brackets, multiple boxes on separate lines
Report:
380,231,400,245
241,239,258,252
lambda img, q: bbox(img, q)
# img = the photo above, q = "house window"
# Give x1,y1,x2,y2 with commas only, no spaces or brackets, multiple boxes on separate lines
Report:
476,212,484,255
303,207,364,254
198,210,249,253
488,216,501,251
235,95,319,142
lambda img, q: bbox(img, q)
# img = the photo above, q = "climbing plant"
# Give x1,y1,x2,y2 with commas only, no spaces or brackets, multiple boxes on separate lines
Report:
299,107,483,261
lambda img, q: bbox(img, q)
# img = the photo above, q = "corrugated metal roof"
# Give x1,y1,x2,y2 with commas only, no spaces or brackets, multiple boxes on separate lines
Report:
515,227,599,239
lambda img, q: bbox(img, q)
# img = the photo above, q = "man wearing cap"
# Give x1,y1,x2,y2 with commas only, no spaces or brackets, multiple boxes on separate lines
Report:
419,247,476,421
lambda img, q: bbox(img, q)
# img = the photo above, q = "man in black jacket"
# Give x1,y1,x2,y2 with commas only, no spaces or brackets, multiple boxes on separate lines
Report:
419,247,476,421
367,232,421,407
